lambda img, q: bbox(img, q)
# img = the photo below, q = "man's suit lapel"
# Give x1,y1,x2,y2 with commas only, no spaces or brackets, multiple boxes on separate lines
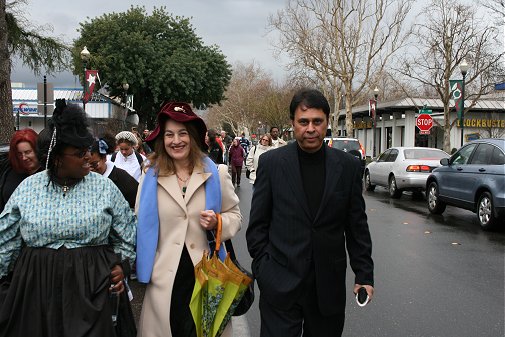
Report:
281,143,312,220
313,147,343,224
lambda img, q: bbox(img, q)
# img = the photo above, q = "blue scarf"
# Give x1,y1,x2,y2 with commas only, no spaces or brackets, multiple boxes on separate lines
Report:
136,156,223,283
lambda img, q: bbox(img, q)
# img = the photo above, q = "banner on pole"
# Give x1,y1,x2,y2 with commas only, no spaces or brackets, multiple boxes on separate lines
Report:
369,99,376,124
83,70,99,103
449,80,463,120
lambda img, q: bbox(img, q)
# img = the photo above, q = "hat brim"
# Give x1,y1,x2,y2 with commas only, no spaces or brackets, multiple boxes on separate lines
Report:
145,114,208,152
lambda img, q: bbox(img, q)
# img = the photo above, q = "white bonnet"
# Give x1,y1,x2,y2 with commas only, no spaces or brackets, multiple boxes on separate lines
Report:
115,131,138,146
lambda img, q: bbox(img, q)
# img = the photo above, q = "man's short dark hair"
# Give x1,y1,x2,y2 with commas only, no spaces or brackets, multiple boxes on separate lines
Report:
270,126,279,133
289,88,330,120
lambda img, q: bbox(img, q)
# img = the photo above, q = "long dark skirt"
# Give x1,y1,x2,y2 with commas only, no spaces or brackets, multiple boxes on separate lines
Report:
0,245,127,337
170,245,197,337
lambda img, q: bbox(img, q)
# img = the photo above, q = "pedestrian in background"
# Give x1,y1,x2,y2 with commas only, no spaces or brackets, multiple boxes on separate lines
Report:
132,131,152,156
142,129,151,141
270,126,287,148
0,99,136,337
0,129,41,212
89,134,139,209
229,137,245,187
246,88,374,337
239,132,250,161
111,131,146,182
206,128,224,164
221,131,233,164
136,101,241,337
245,133,272,185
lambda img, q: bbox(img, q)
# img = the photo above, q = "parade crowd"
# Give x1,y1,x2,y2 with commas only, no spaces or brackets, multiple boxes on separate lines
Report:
0,88,373,337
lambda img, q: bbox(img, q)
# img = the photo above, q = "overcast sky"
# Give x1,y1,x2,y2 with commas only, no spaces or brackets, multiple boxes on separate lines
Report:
10,0,289,87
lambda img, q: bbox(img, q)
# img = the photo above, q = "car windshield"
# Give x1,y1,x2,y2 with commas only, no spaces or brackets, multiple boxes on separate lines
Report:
403,149,447,160
332,140,359,152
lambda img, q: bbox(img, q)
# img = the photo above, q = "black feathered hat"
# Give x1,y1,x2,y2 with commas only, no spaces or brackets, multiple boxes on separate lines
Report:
38,99,94,169
49,99,94,148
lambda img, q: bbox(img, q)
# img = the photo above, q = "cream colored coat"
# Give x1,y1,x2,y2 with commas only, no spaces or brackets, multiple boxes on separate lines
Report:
245,144,272,183
135,164,242,337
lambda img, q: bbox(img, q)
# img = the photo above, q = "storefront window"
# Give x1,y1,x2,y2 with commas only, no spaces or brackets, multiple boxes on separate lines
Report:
386,127,392,149
415,128,428,147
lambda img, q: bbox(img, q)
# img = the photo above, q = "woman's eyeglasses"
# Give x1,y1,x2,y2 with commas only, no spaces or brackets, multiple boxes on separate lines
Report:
260,138,269,142
62,148,90,158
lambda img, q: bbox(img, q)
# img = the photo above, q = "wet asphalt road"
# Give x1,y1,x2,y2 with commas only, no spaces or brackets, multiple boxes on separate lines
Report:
345,187,504,337
130,176,505,337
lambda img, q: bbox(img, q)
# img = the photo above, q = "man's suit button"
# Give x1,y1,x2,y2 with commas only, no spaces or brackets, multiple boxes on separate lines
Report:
311,228,316,233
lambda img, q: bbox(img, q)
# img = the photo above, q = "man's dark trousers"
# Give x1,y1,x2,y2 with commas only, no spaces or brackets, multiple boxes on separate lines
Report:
259,270,345,337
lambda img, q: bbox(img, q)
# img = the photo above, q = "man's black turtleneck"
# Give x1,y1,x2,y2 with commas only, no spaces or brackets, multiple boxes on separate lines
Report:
297,143,325,219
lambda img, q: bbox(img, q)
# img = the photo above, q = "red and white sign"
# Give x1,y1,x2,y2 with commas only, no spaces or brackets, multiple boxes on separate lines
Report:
369,99,376,121
416,114,433,135
83,70,99,103
18,103,32,115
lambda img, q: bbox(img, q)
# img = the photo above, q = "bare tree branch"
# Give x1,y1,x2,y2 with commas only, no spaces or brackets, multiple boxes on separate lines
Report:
397,0,504,152
206,62,293,137
269,0,412,136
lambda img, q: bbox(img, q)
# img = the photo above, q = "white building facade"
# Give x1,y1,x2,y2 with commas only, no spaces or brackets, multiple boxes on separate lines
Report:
12,87,131,134
333,97,505,157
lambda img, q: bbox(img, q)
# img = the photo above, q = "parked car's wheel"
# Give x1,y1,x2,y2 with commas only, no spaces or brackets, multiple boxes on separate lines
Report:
388,175,402,198
477,192,498,231
364,170,375,191
427,181,446,214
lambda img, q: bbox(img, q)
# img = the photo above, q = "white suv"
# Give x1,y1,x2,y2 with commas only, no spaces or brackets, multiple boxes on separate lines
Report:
331,137,366,175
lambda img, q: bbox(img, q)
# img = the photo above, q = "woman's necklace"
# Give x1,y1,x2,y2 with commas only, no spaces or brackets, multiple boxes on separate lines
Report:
62,181,70,196
55,177,81,197
176,173,191,196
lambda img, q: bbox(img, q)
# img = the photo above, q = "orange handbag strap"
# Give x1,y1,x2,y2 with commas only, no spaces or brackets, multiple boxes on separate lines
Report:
215,213,223,253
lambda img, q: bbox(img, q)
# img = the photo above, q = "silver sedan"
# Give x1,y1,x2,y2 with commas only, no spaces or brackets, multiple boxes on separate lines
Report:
364,147,450,198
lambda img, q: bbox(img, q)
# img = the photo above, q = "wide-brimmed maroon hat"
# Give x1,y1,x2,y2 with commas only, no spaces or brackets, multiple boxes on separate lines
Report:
145,101,208,151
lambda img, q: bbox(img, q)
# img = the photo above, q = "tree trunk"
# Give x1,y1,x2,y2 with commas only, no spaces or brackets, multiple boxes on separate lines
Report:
331,94,340,137
0,0,15,143
345,92,354,137
443,103,452,153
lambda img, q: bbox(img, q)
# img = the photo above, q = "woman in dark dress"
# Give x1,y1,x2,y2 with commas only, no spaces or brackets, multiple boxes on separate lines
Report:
228,138,245,187
206,128,224,164
0,129,41,212
89,134,139,209
0,100,136,337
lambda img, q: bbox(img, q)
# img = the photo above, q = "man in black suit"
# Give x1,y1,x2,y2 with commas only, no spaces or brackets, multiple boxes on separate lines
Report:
246,88,374,337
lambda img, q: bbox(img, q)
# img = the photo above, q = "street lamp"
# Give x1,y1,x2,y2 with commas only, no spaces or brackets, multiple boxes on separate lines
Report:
80,46,90,110
373,86,380,157
122,82,129,108
122,82,139,128
459,59,469,147
122,81,130,128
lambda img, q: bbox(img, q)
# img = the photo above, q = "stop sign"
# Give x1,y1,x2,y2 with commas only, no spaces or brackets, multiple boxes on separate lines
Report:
416,114,433,134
